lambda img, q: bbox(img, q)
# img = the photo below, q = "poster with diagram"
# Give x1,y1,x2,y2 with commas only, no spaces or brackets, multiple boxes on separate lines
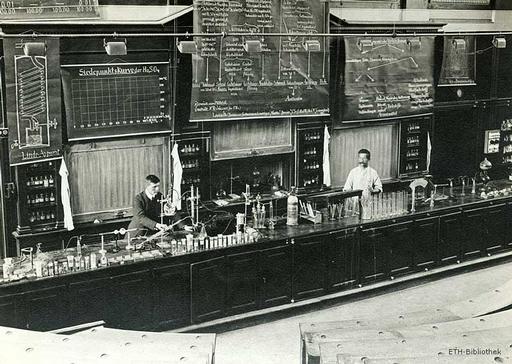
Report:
438,36,476,87
3,38,63,166
342,36,435,122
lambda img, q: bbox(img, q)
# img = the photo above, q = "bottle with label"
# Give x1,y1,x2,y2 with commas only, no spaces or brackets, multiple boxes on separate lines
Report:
286,186,299,226
252,166,261,189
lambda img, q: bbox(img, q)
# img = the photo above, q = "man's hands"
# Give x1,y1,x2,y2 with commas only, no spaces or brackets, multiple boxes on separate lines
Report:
155,223,169,231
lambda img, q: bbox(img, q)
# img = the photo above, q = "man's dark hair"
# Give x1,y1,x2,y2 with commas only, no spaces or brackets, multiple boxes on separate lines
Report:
358,148,371,160
145,175,160,184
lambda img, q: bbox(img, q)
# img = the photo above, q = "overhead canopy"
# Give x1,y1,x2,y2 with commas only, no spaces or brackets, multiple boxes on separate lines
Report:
330,8,512,33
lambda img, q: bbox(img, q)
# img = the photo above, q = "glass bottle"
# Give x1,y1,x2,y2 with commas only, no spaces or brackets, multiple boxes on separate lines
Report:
286,187,299,226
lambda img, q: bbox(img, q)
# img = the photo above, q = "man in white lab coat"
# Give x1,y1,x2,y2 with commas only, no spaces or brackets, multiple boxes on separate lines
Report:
343,149,382,194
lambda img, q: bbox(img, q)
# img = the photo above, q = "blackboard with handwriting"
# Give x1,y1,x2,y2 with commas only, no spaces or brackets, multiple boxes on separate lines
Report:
0,0,99,20
190,0,329,121
61,62,171,141
342,36,435,122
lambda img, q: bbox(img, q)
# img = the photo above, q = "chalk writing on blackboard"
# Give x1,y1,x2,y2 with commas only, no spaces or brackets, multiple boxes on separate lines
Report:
343,36,435,121
190,0,329,121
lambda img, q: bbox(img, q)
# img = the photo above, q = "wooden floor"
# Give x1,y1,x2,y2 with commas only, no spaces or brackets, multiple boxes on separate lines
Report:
213,261,512,364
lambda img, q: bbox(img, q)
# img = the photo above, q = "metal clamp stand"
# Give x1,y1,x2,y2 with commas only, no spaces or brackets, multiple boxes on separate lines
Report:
189,185,200,229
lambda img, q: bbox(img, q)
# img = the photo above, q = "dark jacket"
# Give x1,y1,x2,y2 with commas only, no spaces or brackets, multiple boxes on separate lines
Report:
128,191,162,236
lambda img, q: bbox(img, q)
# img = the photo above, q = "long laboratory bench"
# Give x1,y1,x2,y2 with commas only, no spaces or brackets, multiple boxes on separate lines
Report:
1,185,512,332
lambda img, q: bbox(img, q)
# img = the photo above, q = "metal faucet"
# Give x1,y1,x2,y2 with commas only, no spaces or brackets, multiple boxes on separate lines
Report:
459,176,470,196
447,178,455,196
459,176,466,196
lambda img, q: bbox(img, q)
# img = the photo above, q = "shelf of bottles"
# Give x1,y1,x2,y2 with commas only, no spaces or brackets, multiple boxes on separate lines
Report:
16,160,61,233
501,118,512,164
399,116,431,176
176,137,210,201
297,127,324,189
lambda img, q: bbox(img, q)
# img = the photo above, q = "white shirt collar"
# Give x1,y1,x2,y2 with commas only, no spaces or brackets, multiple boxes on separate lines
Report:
145,190,156,200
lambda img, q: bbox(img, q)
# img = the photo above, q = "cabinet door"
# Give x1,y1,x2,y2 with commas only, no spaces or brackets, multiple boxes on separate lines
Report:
462,208,486,259
22,284,69,331
414,216,439,270
226,251,260,316
508,203,512,248
292,235,327,301
484,204,509,254
191,256,226,324
0,293,19,328
260,244,292,307
388,221,414,276
110,269,153,329
439,212,462,265
360,227,388,283
69,275,112,326
327,229,358,292
153,263,190,329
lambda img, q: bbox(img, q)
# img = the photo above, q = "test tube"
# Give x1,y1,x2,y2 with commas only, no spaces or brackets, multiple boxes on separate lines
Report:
385,193,391,217
353,197,359,217
391,192,397,216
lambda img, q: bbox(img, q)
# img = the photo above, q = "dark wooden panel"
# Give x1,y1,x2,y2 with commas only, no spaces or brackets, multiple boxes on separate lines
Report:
414,216,439,269
483,204,509,253
439,212,462,264
508,203,512,248
23,284,69,331
260,244,292,307
327,229,358,292
496,42,512,98
360,227,388,283
191,256,226,323
432,105,478,179
69,276,112,326
388,221,414,276
0,293,20,328
110,270,153,329
226,251,260,315
293,235,327,301
153,263,191,329
462,208,486,259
